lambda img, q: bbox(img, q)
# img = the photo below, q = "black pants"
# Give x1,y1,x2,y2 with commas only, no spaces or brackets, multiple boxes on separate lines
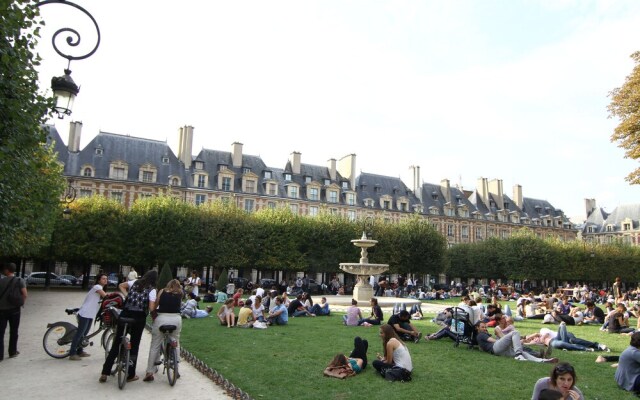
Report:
101,310,146,378
0,308,21,359
349,336,368,370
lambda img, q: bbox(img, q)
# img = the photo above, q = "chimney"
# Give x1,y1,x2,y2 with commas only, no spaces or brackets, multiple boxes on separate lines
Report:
410,165,422,201
477,177,489,208
177,125,194,168
289,151,301,174
327,158,336,181
488,179,504,210
337,153,357,189
68,121,82,152
440,179,451,203
231,142,243,168
513,184,523,208
585,198,596,218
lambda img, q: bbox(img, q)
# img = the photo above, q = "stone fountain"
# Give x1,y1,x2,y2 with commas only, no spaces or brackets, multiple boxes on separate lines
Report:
339,228,389,301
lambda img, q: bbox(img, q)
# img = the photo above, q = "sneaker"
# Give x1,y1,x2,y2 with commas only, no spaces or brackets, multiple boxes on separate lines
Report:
9,351,19,359
69,355,82,361
414,332,423,343
597,343,609,352
98,375,107,383
514,355,527,361
586,348,595,352
79,352,91,357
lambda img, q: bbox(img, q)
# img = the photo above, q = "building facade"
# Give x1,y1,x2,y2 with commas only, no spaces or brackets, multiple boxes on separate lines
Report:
48,123,578,245
581,199,640,245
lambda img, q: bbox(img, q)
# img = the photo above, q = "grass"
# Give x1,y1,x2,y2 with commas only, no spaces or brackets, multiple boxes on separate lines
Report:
178,299,636,400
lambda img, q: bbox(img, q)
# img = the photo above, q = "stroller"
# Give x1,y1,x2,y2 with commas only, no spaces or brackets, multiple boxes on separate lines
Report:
450,307,476,348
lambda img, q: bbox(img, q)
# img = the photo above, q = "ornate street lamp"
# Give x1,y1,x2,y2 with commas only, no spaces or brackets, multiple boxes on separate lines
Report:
36,0,101,118
62,181,76,218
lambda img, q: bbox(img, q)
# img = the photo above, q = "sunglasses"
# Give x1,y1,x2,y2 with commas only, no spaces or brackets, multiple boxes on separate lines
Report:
554,364,575,374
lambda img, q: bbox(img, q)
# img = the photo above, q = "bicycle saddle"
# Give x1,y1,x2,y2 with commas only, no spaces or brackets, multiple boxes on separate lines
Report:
118,317,137,325
65,308,80,315
159,325,177,333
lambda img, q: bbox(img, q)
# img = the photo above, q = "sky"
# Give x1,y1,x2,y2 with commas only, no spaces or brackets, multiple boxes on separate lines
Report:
34,0,640,223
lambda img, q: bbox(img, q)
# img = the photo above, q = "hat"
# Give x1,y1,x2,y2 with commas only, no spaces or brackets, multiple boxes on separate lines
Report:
127,270,138,281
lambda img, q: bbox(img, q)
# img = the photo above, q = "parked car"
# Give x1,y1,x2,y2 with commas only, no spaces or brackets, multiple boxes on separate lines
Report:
259,278,278,291
231,277,250,290
59,274,78,286
26,272,72,286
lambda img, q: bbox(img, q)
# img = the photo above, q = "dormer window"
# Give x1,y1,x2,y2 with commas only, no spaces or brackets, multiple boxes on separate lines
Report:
431,192,438,200
284,173,292,181
95,147,103,156
324,179,331,186
342,182,349,189
243,167,251,174
83,167,93,177
264,171,272,179
503,202,509,209
162,156,169,164
219,165,228,171
624,222,632,231
374,185,381,193
606,225,614,232
305,176,312,184
195,161,204,170
456,195,462,205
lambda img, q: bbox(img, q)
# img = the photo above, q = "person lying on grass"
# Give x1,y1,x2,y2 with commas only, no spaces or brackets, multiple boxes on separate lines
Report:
475,321,558,363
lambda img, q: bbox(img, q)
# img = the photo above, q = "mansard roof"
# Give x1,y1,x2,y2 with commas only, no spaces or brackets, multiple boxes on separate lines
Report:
521,197,565,220
356,172,418,208
585,204,640,233
46,125,69,168
72,131,185,185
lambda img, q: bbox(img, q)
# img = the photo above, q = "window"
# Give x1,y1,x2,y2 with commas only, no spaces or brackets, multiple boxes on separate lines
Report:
309,206,318,217
222,177,231,191
267,183,277,196
475,227,483,239
430,207,439,215
289,186,298,199
95,148,103,156
400,202,407,212
461,226,469,238
364,199,374,207
111,191,123,203
219,165,228,171
267,201,276,209
383,200,391,209
606,225,613,232
329,190,338,203
459,209,469,218
195,194,206,206
501,230,509,239
284,173,292,181
113,167,126,179
446,208,455,217
162,156,169,164
587,226,595,233
447,224,454,237
624,223,632,231
83,168,92,177
197,175,206,188
243,167,251,174
195,161,204,170
171,177,179,186
142,171,154,183
324,179,331,186
346,193,355,206
431,222,439,230
244,199,254,212
245,179,255,193
79,189,92,198
309,187,319,201
305,176,312,184
290,203,298,214
342,182,349,190
488,228,495,237
347,210,356,221
139,193,152,199
264,171,272,179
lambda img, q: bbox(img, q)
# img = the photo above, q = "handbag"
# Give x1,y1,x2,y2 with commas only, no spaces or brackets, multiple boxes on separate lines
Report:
323,364,355,379
253,321,268,329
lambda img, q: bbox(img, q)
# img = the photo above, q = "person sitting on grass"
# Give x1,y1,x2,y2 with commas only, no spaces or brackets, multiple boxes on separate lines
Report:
217,298,236,327
266,296,288,325
372,324,413,382
388,310,422,343
288,294,315,317
343,299,363,326
181,295,200,318
358,297,384,326
583,301,605,325
251,296,266,322
308,297,330,316
475,321,557,363
237,299,255,328
232,288,244,307
532,362,583,400
615,331,640,395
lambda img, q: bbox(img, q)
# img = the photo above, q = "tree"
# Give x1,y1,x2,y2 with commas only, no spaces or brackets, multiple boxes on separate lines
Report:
608,51,640,184
217,268,229,292
158,262,173,291
0,3,63,256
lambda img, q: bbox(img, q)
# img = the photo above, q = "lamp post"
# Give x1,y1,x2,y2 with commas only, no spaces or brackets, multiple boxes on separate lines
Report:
45,181,76,289
36,0,101,118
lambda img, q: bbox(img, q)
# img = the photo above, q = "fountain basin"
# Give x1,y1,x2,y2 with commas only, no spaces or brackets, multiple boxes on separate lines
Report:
350,238,378,248
339,263,389,276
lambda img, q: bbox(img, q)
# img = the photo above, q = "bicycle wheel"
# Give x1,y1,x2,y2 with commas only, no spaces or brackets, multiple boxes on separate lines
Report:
102,331,115,360
117,338,130,390
166,343,178,386
43,323,76,359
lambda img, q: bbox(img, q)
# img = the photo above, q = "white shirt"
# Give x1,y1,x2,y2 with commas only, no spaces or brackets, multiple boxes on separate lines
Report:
78,284,104,319
188,276,201,296
256,287,265,298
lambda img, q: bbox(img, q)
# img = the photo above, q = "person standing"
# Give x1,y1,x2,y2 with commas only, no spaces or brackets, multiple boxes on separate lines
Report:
187,271,201,297
69,274,107,360
100,270,158,383
0,262,27,361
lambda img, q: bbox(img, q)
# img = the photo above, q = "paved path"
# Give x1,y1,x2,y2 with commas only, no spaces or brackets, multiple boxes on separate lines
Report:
0,290,231,400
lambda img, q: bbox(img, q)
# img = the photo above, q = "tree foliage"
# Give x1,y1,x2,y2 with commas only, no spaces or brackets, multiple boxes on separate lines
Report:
0,2,63,256
609,51,640,184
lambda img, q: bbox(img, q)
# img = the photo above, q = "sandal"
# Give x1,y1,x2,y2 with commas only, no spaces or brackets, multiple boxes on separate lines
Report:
98,375,107,383
143,374,154,382
126,375,139,382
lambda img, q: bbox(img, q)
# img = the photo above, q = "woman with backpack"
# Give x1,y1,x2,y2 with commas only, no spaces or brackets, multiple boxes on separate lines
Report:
372,324,413,382
100,270,158,383
69,274,107,360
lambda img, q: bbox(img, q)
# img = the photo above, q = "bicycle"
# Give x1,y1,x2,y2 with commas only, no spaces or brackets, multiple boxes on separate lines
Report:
42,307,115,359
113,311,136,390
156,324,179,386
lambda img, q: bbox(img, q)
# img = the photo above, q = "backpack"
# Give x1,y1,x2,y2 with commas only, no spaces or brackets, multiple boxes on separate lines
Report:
1,277,24,307
124,283,151,313
98,292,124,326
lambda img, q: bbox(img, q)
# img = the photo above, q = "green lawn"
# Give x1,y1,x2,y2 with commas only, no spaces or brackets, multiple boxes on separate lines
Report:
178,300,636,400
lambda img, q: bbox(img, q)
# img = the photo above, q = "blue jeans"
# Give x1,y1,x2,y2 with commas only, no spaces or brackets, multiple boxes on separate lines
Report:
309,304,329,316
0,308,21,359
550,322,598,351
70,315,93,356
